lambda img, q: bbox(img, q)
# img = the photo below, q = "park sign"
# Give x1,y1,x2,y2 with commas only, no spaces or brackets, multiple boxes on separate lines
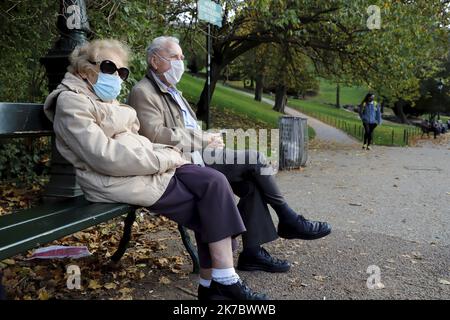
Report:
198,0,223,27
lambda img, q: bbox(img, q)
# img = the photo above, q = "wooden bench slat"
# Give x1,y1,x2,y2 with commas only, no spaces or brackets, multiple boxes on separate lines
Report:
0,197,89,229
0,103,53,138
0,200,133,261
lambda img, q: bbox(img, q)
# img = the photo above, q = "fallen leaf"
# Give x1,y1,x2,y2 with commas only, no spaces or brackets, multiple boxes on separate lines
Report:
118,287,133,294
2,259,15,265
38,289,50,300
88,280,102,290
154,257,169,268
159,276,171,284
313,275,327,282
104,283,117,290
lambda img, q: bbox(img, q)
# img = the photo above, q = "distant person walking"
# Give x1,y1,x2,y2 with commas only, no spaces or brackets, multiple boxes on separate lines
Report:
359,93,382,150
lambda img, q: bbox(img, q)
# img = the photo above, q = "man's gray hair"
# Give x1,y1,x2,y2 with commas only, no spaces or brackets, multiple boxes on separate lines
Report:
146,36,180,65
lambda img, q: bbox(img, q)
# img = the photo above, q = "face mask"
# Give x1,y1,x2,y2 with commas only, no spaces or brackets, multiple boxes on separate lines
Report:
156,53,184,85
92,72,123,101
164,59,185,85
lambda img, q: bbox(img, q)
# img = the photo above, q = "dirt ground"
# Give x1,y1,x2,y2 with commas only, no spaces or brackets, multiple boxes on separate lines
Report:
121,136,450,300
2,136,449,300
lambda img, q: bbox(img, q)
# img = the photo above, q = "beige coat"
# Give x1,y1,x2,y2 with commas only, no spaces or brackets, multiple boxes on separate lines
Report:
43,72,189,207
128,72,209,152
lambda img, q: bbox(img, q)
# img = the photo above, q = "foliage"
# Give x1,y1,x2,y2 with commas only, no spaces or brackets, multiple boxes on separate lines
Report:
0,137,51,183
170,0,450,121
289,99,421,146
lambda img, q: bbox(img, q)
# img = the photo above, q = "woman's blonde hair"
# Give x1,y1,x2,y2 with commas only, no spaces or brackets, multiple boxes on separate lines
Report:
68,39,131,74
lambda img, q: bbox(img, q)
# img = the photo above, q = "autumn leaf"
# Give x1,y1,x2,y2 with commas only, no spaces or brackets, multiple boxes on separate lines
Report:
38,288,50,300
159,276,171,285
2,259,15,265
88,280,102,290
313,275,327,282
104,283,117,290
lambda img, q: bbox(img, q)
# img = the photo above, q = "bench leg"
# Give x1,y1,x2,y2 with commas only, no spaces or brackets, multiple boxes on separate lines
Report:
111,210,137,262
177,225,200,274
0,271,6,300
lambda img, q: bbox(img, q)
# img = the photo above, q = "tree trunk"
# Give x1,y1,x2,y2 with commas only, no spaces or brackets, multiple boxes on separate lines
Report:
196,61,222,124
336,83,341,108
393,99,410,124
273,84,287,113
254,73,264,102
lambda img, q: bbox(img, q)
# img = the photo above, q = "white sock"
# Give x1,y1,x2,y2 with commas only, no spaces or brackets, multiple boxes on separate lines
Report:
211,267,240,285
199,277,211,288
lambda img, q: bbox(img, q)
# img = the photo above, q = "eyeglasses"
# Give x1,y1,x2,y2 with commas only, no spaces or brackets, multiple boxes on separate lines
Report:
155,52,185,62
89,60,130,81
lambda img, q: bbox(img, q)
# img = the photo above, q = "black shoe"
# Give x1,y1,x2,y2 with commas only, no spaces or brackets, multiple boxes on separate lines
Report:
237,247,291,273
208,279,268,300
278,215,332,240
198,285,211,301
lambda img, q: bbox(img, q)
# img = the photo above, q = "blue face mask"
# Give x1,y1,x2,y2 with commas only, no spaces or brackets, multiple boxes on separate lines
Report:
92,72,123,101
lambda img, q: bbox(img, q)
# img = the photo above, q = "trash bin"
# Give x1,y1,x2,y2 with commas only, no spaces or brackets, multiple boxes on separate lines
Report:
279,116,308,170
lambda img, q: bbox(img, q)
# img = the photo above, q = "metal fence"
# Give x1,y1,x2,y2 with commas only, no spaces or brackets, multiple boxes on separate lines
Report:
307,111,422,146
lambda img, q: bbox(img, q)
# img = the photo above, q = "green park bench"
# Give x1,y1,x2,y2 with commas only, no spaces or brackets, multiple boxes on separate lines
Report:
0,102,200,298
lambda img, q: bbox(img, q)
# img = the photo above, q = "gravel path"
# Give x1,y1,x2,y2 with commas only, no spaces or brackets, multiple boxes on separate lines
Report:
136,138,450,300
284,105,358,145
226,86,358,145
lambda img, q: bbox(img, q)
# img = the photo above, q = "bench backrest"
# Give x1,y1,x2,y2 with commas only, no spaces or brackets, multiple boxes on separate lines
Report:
0,102,82,199
0,103,53,139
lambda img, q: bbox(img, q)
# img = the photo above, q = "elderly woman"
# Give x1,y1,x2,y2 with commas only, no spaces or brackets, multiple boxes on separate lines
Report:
43,39,266,301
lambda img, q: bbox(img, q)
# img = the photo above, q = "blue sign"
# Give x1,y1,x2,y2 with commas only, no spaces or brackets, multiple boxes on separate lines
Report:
198,0,223,27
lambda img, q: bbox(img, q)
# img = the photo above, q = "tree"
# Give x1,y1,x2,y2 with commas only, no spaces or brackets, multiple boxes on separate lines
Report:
263,44,319,112
174,0,449,123
180,0,363,121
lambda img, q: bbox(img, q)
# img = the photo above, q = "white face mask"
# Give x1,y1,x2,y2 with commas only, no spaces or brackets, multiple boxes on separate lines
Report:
156,53,185,85
164,59,185,85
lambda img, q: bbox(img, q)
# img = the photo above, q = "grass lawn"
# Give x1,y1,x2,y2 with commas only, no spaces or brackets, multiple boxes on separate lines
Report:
287,80,422,146
178,74,315,139
307,79,367,106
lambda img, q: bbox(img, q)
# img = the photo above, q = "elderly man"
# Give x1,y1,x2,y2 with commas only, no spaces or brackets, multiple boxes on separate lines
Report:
128,36,331,296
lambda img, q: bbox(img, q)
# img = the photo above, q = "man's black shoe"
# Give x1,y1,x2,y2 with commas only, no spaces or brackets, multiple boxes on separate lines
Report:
278,215,332,240
237,247,290,273
198,285,210,301
208,280,268,300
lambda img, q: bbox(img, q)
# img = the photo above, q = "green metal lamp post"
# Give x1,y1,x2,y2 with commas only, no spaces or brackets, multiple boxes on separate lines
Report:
40,0,90,199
